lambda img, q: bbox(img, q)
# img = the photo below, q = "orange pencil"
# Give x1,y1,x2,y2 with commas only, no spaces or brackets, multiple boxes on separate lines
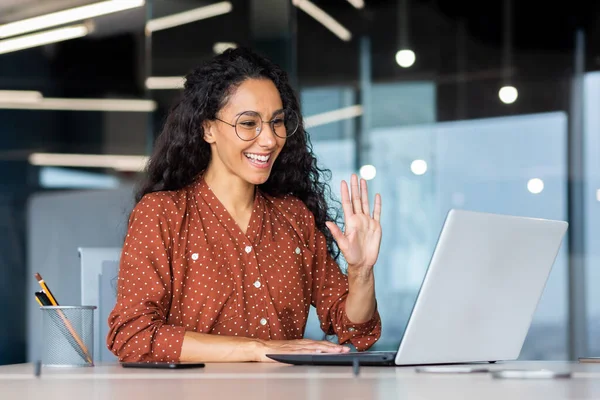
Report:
34,273,93,364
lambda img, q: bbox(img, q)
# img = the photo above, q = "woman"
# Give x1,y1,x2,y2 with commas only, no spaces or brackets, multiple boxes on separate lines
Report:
107,47,382,362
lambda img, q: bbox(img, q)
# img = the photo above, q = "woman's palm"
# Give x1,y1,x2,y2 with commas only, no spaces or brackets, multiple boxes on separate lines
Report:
326,174,382,275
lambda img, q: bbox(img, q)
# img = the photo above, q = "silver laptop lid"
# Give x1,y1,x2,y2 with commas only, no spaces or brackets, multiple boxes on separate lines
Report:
395,209,568,365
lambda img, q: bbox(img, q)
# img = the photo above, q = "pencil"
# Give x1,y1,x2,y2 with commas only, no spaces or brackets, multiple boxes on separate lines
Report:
34,273,93,364
35,292,52,306
34,273,59,306
34,296,44,307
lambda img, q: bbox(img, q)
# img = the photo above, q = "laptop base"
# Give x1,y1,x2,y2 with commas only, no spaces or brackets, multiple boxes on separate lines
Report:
266,351,397,366
266,352,501,367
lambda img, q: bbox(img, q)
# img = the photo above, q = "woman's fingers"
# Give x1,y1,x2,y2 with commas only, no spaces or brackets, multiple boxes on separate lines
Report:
341,175,382,229
373,193,382,222
325,221,347,249
261,340,350,361
341,180,353,220
351,174,363,214
297,339,349,353
301,344,349,353
360,178,370,216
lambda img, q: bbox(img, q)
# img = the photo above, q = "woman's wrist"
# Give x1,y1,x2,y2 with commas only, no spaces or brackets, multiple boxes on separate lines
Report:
345,271,376,323
181,331,267,362
347,267,375,290
248,337,266,362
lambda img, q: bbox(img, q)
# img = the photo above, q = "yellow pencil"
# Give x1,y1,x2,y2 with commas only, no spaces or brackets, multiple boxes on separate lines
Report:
34,273,59,305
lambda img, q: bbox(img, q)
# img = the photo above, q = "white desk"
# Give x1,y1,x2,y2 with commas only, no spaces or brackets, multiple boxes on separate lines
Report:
1,361,600,399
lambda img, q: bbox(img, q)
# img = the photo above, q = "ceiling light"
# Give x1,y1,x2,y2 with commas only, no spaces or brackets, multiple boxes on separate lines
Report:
395,49,416,68
0,0,144,39
29,153,149,172
527,178,544,194
499,85,518,104
0,97,156,112
304,105,363,128
292,0,352,41
146,1,232,32
410,160,427,175
0,90,42,103
346,0,365,9
145,76,185,90
359,165,377,180
0,24,89,55
213,42,237,54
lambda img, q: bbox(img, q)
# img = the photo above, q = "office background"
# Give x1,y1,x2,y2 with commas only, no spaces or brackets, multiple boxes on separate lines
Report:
0,0,599,365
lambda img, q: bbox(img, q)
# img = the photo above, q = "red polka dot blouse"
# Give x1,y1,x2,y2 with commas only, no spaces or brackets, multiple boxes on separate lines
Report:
106,177,381,362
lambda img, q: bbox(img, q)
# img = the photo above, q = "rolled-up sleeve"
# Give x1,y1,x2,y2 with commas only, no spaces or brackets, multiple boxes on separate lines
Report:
106,194,185,362
302,204,382,350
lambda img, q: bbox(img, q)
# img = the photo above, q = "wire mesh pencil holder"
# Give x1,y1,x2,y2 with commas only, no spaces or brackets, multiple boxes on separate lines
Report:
40,306,96,367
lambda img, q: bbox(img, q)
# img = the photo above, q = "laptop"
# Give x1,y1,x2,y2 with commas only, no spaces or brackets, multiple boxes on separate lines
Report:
266,209,568,366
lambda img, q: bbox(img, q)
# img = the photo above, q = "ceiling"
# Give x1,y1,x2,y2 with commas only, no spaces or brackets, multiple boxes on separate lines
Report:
0,0,597,124
0,0,598,82
1,0,598,47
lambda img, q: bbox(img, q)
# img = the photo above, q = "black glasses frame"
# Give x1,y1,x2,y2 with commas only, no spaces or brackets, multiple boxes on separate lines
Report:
215,109,299,141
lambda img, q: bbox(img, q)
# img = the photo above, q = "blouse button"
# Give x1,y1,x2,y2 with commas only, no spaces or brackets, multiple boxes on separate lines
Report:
348,327,356,332
245,245,252,253
191,253,199,260
253,280,261,288
259,318,267,326
295,247,301,254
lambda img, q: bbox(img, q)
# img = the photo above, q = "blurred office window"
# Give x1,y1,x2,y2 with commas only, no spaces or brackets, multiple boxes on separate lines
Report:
39,167,121,189
301,86,357,140
584,72,600,355
367,112,568,359
371,82,437,128
300,86,357,339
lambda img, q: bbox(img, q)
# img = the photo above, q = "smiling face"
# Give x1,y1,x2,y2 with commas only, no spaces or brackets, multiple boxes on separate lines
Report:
203,78,287,186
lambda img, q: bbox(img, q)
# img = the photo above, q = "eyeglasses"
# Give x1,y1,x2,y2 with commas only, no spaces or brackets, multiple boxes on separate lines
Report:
215,109,299,141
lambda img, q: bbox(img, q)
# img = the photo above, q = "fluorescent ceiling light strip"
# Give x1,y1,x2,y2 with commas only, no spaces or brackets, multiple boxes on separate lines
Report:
29,153,149,172
0,97,156,112
346,0,365,9
145,76,185,90
146,1,233,32
292,0,352,41
304,105,363,128
213,41,237,54
0,0,144,39
0,90,42,102
0,24,89,55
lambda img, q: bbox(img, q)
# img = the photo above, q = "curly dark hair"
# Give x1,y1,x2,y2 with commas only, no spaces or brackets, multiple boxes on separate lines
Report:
136,47,341,260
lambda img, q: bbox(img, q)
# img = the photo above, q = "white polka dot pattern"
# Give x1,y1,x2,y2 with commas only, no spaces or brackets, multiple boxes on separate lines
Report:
106,177,381,362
